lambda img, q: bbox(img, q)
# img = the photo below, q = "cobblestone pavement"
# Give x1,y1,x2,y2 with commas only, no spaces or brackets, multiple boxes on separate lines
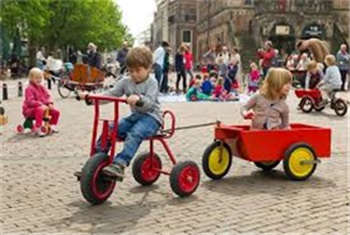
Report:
1,78,349,235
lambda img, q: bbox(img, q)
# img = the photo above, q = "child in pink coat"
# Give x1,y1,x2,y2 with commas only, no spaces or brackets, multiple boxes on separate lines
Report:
22,67,60,136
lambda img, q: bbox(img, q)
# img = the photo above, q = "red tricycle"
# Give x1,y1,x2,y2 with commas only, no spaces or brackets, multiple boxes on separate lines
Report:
16,109,52,136
74,95,200,205
295,88,348,116
202,122,331,181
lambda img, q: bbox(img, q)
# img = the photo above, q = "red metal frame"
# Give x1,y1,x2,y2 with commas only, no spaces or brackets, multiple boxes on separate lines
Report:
88,94,177,174
214,123,331,162
295,89,321,100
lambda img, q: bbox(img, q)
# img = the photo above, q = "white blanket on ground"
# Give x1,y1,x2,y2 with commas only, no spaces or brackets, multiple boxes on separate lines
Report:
158,93,250,103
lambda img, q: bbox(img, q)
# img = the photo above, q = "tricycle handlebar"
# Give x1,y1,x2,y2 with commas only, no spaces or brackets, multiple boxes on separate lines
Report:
86,94,127,103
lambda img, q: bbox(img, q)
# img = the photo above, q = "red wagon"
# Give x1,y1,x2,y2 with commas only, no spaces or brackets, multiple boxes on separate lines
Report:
75,95,200,205
202,122,331,181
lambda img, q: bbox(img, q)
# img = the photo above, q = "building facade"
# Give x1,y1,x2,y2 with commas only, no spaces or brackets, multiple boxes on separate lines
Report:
152,0,170,48
168,0,197,53
196,0,350,62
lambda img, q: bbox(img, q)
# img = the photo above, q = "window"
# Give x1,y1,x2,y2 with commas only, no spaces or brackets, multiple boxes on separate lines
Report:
182,30,192,43
245,0,254,5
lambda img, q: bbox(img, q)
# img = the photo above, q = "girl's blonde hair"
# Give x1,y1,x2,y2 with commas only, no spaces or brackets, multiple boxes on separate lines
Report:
324,54,336,66
28,67,43,81
216,77,224,86
250,62,257,70
260,68,292,100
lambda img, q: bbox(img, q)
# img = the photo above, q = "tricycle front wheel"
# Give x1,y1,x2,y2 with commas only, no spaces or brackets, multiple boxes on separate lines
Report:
202,141,232,180
254,161,280,171
283,143,317,181
299,97,314,113
80,153,116,205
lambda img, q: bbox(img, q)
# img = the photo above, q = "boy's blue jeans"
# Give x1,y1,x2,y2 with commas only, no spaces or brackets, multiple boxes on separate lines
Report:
95,113,160,166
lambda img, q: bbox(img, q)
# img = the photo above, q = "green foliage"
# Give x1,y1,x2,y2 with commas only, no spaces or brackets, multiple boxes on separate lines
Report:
0,0,127,52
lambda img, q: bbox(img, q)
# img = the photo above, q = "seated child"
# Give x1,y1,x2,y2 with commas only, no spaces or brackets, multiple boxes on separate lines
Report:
318,55,342,105
304,61,324,89
212,77,225,99
201,73,213,96
189,74,202,88
241,68,292,130
79,47,162,181
22,67,60,137
186,80,210,101
248,62,260,94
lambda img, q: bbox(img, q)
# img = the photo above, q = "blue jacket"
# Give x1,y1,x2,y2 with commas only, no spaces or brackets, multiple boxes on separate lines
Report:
201,80,213,95
336,50,350,71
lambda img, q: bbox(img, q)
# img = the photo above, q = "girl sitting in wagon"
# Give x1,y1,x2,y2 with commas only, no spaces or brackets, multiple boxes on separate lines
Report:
241,68,292,130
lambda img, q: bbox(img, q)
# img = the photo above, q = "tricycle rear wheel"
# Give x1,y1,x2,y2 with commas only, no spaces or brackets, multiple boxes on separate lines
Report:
254,161,280,171
333,99,347,116
170,161,200,197
283,143,317,181
202,141,232,180
132,152,162,186
80,153,116,205
57,79,72,98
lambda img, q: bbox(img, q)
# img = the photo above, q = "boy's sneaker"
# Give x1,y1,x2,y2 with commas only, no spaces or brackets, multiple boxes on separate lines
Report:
102,163,125,181
51,125,59,133
36,128,46,137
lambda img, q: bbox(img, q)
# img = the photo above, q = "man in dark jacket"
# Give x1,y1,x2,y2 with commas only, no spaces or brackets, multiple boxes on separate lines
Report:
117,42,128,75
87,43,102,69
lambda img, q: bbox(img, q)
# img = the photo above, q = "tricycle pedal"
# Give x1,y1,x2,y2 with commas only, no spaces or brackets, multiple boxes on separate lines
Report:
74,171,82,181
300,159,321,165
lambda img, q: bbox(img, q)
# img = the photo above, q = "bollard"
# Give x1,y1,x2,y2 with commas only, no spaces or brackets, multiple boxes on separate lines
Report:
18,81,23,97
47,78,52,90
2,83,8,100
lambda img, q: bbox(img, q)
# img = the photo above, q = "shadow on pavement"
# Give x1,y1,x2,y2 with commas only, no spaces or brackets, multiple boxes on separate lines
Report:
201,169,337,197
49,186,199,233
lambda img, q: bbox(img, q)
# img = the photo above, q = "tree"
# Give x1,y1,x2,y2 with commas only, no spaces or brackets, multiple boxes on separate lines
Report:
0,0,126,65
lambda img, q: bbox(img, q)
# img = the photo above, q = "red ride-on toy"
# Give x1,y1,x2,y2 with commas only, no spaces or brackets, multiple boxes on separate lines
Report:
202,122,331,181
74,95,200,205
295,89,348,116
16,109,52,135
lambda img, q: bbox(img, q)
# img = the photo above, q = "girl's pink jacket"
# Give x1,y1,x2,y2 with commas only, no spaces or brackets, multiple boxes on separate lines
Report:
184,52,193,70
22,82,53,117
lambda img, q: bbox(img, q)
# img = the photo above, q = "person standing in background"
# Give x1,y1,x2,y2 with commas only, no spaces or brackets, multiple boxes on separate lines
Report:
336,44,350,91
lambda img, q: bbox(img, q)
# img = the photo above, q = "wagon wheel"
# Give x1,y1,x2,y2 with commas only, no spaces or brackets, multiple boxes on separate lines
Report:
80,153,116,205
254,161,280,171
283,143,318,181
202,141,232,180
57,78,72,98
299,97,313,113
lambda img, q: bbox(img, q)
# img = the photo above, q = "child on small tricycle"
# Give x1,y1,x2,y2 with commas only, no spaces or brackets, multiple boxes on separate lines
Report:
20,67,60,137
295,55,347,116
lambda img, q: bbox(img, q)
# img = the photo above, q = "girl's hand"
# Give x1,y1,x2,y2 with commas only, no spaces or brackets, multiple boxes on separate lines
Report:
127,95,140,107
244,111,255,120
41,104,49,110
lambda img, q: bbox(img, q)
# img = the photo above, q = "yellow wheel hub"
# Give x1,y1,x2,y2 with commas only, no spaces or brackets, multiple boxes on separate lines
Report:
288,147,315,177
208,146,230,175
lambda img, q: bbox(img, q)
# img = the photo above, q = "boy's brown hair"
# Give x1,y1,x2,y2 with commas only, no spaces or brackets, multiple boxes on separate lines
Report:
306,61,317,71
125,46,153,69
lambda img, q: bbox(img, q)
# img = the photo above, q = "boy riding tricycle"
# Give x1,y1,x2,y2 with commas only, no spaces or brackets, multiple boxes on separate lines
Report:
75,47,200,205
